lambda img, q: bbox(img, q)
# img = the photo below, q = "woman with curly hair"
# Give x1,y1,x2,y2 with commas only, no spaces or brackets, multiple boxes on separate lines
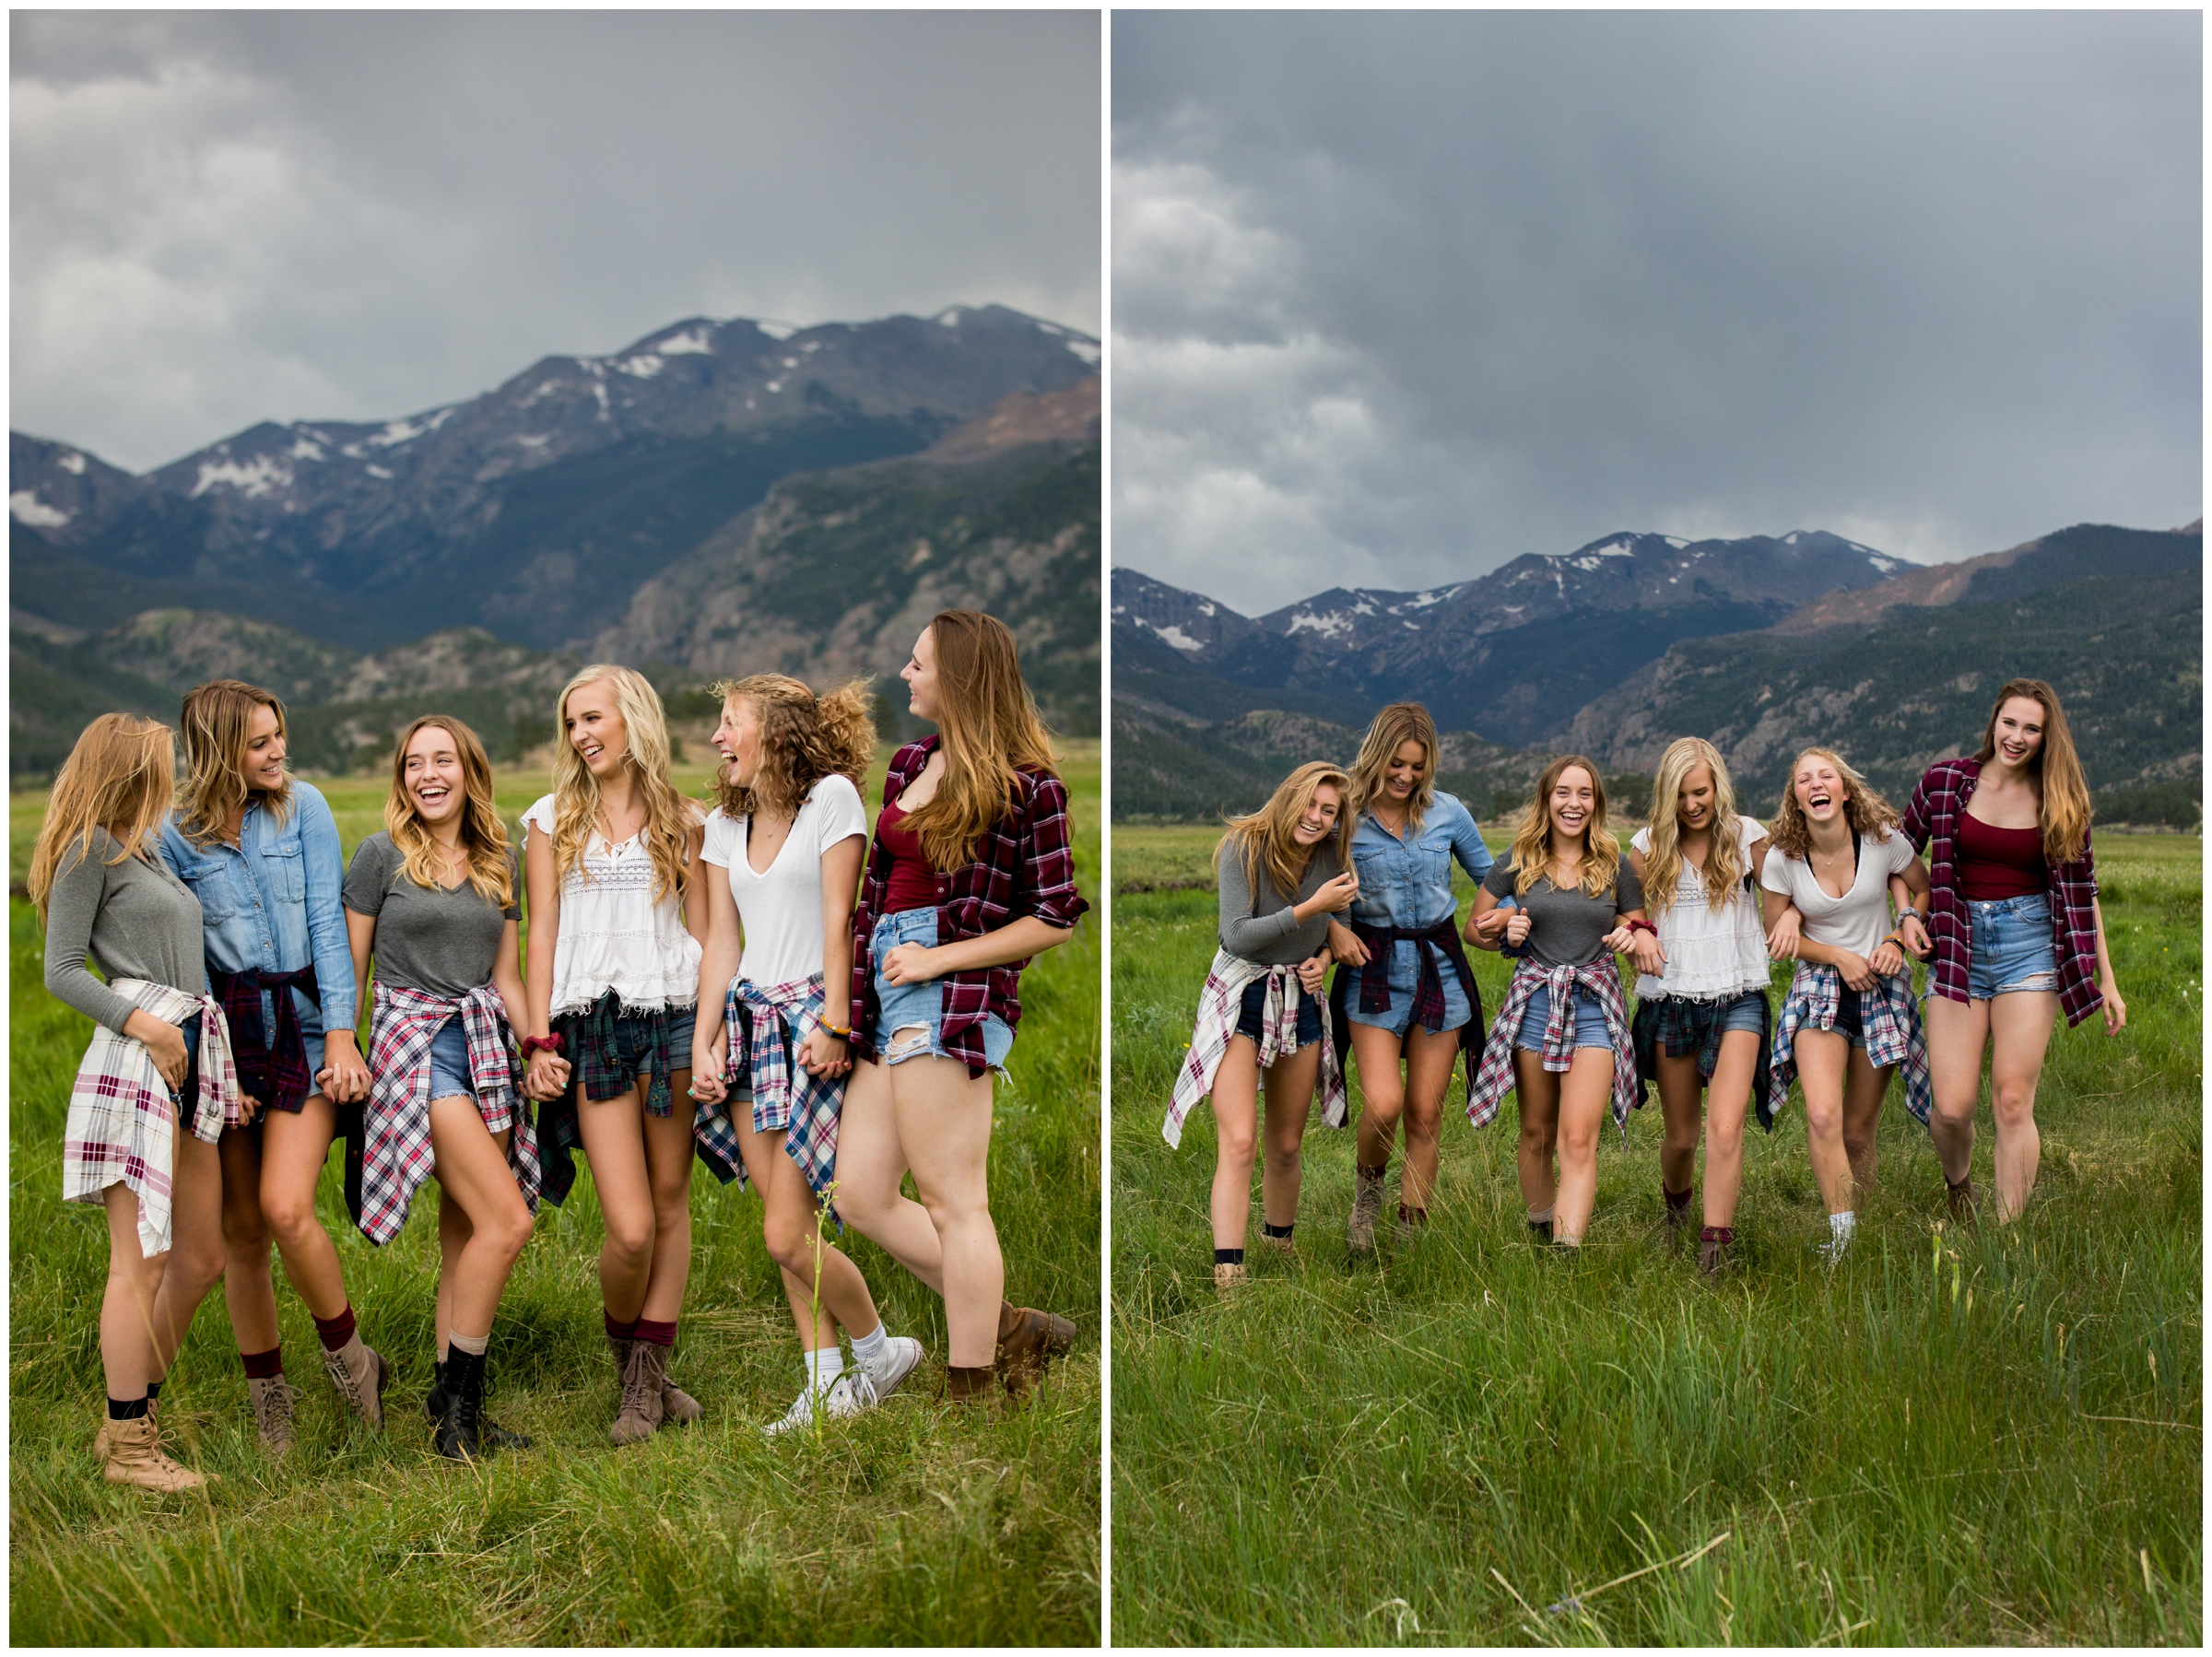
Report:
1164,761,1359,1287
1760,747,1934,1263
689,673,925,1433
1901,679,2126,1223
522,665,708,1445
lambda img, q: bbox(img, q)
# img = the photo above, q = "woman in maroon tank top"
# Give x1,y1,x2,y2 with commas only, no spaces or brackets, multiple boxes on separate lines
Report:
1900,678,2126,1224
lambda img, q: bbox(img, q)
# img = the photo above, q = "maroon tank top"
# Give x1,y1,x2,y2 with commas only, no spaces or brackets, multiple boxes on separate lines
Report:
876,802,940,914
1958,810,2049,900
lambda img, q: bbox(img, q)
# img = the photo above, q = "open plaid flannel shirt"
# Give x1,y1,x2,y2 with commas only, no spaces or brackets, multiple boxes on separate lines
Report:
1465,958,1640,1137
359,981,540,1245
1768,961,1933,1126
692,974,845,1207
1164,951,1346,1149
1901,756,2104,1028
65,979,244,1256
851,737,1090,1076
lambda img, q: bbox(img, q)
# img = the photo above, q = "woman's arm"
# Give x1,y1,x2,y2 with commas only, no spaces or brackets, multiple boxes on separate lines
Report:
345,909,376,1032
299,793,366,1097
883,772,1083,984
522,821,566,1099
2090,898,2126,1034
882,915,1072,983
1605,906,1666,976
1463,884,1511,950
1761,887,1884,986
1452,803,1496,887
798,834,865,1078
688,861,741,1105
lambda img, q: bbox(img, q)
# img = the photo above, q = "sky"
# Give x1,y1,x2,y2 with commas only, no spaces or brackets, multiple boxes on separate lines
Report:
1113,11,2202,612
12,10,1100,472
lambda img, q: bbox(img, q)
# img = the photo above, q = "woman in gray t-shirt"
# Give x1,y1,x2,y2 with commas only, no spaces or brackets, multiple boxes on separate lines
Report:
1465,757,1661,1251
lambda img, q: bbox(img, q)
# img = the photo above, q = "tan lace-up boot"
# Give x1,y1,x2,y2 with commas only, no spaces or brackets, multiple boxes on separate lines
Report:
100,1413,208,1493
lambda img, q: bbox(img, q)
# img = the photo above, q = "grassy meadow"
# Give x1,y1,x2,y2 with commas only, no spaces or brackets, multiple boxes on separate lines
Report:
9,745,1100,1645
1111,822,2201,1645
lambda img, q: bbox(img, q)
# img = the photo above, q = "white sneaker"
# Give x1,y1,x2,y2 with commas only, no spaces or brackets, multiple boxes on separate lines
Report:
862,1335,925,1403
1817,1236,1853,1268
760,1377,841,1437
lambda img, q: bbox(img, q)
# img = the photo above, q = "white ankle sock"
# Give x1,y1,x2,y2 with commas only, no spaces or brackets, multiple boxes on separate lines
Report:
804,1346,842,1393
1830,1211,1856,1242
449,1329,489,1357
849,1322,889,1370
1527,1205,1556,1225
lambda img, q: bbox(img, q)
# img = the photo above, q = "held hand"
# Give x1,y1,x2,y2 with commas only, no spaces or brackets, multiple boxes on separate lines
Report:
1867,940,1905,979
2101,981,2128,1037
524,1049,569,1102
879,942,940,986
1833,949,1877,992
1466,907,1510,944
322,1033,371,1104
798,1027,853,1079
143,1019,189,1092
1296,954,1329,997
688,1043,728,1104
1631,933,1667,977
1899,913,1934,960
237,1092,264,1125
1504,910,1532,947
1766,910,1803,961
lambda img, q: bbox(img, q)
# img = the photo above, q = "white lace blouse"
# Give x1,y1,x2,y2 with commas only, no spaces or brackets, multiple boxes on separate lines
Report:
522,795,702,1019
1630,814,1772,1002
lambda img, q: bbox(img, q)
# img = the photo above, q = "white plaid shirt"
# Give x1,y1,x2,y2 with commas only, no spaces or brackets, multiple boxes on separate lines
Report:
1165,950,1346,1150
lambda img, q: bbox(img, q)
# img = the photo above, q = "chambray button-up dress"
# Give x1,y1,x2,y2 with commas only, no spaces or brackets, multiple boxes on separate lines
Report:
1345,789,1494,1035
157,781,356,1067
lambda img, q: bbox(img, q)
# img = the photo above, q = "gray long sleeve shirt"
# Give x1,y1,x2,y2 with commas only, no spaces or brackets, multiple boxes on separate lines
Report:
1217,838,1347,966
42,828,208,1034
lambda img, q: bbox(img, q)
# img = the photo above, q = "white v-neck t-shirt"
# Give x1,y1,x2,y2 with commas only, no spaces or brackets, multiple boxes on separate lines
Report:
522,794,701,1018
700,773,868,989
1759,828,1918,960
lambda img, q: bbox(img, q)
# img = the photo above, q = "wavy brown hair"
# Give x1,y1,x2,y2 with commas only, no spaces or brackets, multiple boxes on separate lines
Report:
385,715,513,909
901,611,1058,871
29,714,177,928
549,664,698,902
1346,702,1440,834
1216,761,1353,902
712,674,876,821
1643,737,1747,914
1768,746,1901,861
1507,754,1621,898
1977,677,2091,864
175,678,292,845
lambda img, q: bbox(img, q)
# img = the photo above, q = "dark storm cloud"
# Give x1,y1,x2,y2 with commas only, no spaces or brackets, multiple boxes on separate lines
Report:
12,10,1100,471
1112,11,2200,612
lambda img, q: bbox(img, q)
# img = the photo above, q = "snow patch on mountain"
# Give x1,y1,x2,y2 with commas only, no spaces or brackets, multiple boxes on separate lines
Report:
191,455,290,499
57,452,87,475
11,489,70,526
1065,339,1101,365
617,354,665,378
756,321,797,341
655,327,713,355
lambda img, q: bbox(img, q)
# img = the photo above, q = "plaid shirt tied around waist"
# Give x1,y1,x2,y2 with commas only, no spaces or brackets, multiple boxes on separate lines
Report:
851,737,1089,1077
65,979,245,1256
1324,918,1489,1097
535,991,696,1207
1902,756,2103,1027
1466,958,1640,1137
1768,962,1934,1127
1632,993,1778,1132
358,981,539,1246
1164,951,1347,1149
208,962,319,1113
693,974,844,1207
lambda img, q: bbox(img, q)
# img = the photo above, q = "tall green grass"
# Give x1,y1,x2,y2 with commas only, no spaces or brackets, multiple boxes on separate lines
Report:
1112,826,2200,1645
10,750,1100,1645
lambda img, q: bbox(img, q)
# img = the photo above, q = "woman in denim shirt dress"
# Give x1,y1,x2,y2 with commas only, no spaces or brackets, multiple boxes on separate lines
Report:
1328,702,1494,1252
159,680,382,1457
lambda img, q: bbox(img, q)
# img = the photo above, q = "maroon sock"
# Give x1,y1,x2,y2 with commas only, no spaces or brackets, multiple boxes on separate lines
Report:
241,1346,284,1380
604,1310,640,1343
634,1318,677,1347
1699,1225,1734,1245
312,1305,357,1352
1664,1184,1694,1213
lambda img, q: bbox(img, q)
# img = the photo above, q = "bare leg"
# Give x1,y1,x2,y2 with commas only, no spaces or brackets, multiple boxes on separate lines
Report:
434,1186,470,1359
1259,1045,1322,1230
1699,1032,1760,1230
427,1100,532,1337
218,1127,281,1355
1841,1047,1889,1191
736,1114,882,1349
834,1055,947,1294
1794,1028,1855,1216
1550,1050,1616,1243
1397,1025,1461,1212
1988,991,2060,1222
1924,994,1991,1187
1512,1051,1561,1216
1653,1050,1706,1198
576,1082,658,1322
145,1131,226,1377
639,1068,695,1324
100,1188,170,1401
1208,1036,1262,1252
887,1039,1001,1369
1349,1021,1407,1173
259,1095,350,1320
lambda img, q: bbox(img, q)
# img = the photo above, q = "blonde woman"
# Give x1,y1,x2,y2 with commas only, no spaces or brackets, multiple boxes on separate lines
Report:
836,611,1088,1408
1464,757,1660,1251
1626,738,1774,1275
344,716,550,1459
1760,748,1935,1263
522,665,708,1445
158,679,380,1456
1164,762,1359,1287
1901,679,2125,1223
1329,702,1495,1252
688,674,926,1433
37,714,246,1489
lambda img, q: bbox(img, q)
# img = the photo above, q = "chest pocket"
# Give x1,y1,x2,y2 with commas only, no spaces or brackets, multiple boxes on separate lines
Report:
174,850,243,920
259,840,307,903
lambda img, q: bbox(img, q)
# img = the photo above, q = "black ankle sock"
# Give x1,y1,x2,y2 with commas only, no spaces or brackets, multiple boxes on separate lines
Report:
1213,1247,1245,1265
107,1395,151,1421
144,1379,161,1403
1262,1222,1294,1240
1397,1204,1427,1226
1528,1217,1555,1242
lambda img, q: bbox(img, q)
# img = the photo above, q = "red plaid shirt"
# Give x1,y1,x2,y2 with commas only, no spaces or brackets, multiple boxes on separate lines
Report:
1901,756,2104,1028
852,737,1089,1075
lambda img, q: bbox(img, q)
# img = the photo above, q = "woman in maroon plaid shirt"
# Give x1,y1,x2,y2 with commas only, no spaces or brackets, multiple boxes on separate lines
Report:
1902,679,2127,1224
836,611,1088,1408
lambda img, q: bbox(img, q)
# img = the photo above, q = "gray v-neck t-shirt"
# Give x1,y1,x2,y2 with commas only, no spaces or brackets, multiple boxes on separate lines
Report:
343,832,521,996
1482,853,1644,969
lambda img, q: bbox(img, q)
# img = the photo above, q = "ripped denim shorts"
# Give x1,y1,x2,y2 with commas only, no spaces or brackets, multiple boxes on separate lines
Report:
871,908,1015,1074
1966,894,2059,1000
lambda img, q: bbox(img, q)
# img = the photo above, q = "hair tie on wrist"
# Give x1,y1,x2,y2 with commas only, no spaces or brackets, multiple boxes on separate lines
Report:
1625,917,1657,937
521,1034,564,1060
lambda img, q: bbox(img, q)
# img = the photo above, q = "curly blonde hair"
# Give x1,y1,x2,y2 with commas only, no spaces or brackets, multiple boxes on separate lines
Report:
384,715,513,910
548,665,698,902
1642,737,1747,914
1768,746,1901,861
1506,755,1621,899
711,674,876,821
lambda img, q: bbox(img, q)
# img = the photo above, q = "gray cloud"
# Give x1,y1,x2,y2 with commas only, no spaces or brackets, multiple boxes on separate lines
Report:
13,10,1100,470
1112,11,2200,613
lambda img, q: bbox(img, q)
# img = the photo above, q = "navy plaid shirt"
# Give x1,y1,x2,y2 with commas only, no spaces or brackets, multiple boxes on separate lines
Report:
851,738,1089,1076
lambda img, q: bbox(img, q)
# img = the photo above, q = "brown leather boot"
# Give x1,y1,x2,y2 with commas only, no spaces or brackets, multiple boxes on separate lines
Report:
100,1413,208,1493
321,1334,389,1431
610,1339,666,1447
247,1374,300,1458
994,1300,1077,1399
609,1334,702,1425
1347,1163,1387,1252
945,1364,997,1408
1946,1175,1977,1222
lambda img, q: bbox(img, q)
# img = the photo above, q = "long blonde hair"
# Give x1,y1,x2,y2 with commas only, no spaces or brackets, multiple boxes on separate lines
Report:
712,674,876,821
1643,737,1747,914
1347,702,1440,834
385,715,513,910
1977,677,2091,864
175,678,292,845
550,664,696,902
29,714,177,928
1216,761,1352,901
901,611,1059,871
1507,754,1622,899
1768,746,1901,861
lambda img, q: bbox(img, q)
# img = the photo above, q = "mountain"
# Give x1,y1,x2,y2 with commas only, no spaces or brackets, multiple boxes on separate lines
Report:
1112,530,1904,744
12,304,1100,652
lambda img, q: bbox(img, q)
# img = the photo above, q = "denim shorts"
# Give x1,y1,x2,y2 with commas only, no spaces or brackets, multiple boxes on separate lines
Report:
872,908,1014,1072
1967,894,2059,999
427,1017,475,1100
1514,982,1613,1052
607,1004,697,1081
1234,976,1324,1048
1825,985,1871,1052
1344,938,1472,1037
